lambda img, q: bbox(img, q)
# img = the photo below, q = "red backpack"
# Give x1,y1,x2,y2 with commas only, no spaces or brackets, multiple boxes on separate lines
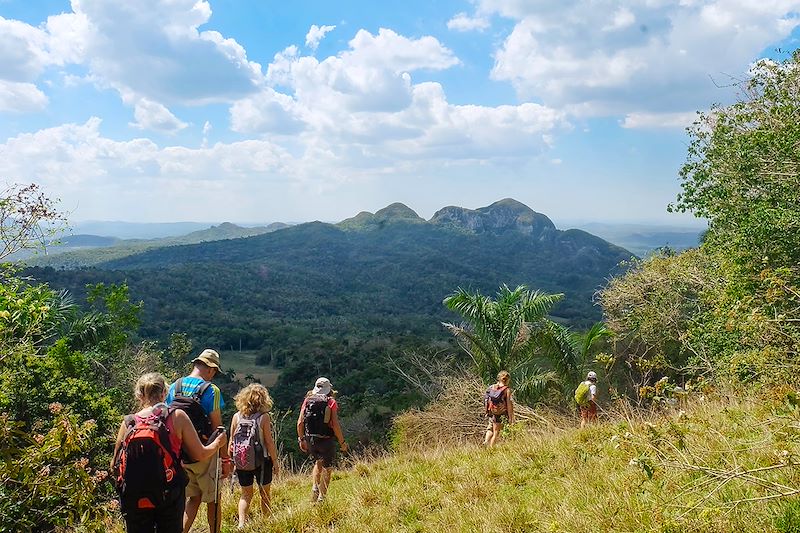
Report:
113,405,185,511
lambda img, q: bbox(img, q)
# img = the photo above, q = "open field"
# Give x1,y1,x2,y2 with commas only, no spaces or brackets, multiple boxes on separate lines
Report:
219,350,280,387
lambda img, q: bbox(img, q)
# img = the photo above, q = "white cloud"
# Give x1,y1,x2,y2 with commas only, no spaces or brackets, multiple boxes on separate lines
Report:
621,111,698,129
479,0,800,122
72,0,264,105
447,12,491,32
230,88,306,135
129,98,188,134
0,81,48,112
262,29,460,116
305,24,335,51
0,118,293,214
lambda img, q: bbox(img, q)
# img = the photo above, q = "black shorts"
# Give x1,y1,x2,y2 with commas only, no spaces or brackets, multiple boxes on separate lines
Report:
307,436,336,468
235,457,273,487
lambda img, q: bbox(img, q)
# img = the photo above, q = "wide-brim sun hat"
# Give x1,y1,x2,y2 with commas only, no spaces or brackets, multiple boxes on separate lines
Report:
313,377,332,396
192,348,221,369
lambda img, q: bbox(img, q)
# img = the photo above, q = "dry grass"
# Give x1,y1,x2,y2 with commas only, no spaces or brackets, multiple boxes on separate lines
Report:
111,390,800,533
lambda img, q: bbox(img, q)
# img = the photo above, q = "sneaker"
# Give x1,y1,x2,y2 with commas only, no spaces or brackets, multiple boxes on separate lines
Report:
316,493,325,503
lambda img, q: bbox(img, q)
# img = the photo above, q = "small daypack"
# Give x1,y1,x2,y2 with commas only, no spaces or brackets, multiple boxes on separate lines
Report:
303,394,333,438
170,378,213,462
575,381,591,406
485,385,508,415
232,413,264,471
114,405,185,512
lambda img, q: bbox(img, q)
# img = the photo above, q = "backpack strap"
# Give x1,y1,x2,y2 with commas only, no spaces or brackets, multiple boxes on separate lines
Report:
194,380,212,401
174,377,184,398
254,413,266,457
173,377,212,401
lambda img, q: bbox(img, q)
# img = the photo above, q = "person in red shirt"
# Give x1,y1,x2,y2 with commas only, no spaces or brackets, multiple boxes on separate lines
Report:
296,377,348,502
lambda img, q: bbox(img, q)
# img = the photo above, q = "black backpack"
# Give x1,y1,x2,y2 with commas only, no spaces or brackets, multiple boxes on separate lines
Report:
170,377,213,462
113,405,186,512
303,394,333,438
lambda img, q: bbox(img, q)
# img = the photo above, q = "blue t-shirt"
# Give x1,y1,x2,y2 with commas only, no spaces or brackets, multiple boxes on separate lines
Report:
166,376,224,414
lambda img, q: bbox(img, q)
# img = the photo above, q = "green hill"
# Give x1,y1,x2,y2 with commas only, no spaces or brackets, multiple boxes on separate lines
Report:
27,199,633,429
25,222,288,268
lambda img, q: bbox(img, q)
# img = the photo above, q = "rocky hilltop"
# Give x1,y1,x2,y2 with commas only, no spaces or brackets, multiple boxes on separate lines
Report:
429,198,557,236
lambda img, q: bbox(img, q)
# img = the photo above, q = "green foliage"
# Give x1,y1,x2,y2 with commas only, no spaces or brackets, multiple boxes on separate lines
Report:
601,50,800,400
0,409,113,532
672,50,800,366
443,285,607,403
598,248,718,398
0,273,164,531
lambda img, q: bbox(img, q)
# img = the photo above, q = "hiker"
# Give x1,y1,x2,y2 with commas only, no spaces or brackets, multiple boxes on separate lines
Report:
576,370,599,428
296,377,348,502
229,383,279,529
166,349,232,533
112,372,226,533
484,370,514,446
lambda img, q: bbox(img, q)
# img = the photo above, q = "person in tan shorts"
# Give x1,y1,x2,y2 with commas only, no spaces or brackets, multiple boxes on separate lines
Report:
166,349,232,533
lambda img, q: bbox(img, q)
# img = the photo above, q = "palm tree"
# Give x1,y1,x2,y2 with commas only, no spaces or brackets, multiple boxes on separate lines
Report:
443,285,608,404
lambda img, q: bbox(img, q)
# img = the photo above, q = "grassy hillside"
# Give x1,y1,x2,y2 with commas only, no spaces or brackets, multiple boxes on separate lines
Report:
111,391,800,532
25,222,288,268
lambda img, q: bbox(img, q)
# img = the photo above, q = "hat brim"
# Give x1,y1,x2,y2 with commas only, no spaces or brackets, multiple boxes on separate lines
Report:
313,385,332,395
192,357,220,369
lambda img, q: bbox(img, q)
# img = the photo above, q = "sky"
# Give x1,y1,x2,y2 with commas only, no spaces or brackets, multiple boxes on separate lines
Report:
0,1,798,226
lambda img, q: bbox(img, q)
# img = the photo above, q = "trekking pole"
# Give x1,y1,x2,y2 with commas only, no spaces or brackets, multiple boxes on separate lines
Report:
212,426,225,533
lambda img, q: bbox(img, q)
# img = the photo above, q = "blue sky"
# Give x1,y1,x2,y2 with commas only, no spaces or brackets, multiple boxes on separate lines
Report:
0,1,798,226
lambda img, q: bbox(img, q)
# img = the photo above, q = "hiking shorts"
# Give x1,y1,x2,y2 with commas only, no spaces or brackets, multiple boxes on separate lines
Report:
487,413,509,424
307,436,336,468
184,455,218,502
580,402,597,418
236,457,274,487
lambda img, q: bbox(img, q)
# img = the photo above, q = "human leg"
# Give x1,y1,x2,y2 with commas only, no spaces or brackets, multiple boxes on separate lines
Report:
483,419,493,445
206,502,222,533
486,420,502,447
182,457,215,533
258,483,272,515
238,485,254,528
182,496,201,533
311,460,322,500
318,464,333,500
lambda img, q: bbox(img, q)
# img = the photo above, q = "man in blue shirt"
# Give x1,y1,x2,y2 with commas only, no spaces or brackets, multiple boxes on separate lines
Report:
167,349,232,533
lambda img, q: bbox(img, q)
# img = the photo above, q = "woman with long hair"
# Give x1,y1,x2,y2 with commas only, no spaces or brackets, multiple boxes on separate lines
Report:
229,383,279,529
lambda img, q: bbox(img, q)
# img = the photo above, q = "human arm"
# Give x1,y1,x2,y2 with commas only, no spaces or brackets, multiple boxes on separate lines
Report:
261,414,279,473
296,400,308,453
110,419,126,472
506,389,515,424
228,412,239,457
174,409,226,462
328,404,348,453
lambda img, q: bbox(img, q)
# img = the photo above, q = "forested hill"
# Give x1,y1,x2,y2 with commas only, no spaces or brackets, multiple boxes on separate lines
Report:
29,198,631,413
